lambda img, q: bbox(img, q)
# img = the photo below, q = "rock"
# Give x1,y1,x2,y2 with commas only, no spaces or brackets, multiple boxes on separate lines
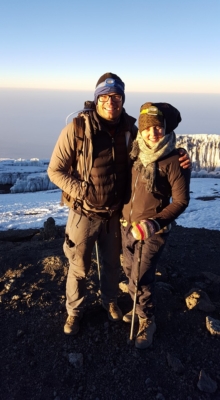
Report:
155,266,168,281
119,280,128,293
17,330,24,337
156,393,165,400
202,271,220,284
206,316,220,336
197,369,217,393
156,282,174,292
194,281,207,289
43,217,57,239
68,353,83,368
0,228,39,242
185,288,216,312
167,353,184,374
145,378,152,386
12,295,20,301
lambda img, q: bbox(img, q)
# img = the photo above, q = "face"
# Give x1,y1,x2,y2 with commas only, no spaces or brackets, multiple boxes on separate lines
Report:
96,92,123,121
141,126,165,147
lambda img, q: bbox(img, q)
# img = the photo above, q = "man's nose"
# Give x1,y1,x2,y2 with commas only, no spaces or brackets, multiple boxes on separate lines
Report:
106,96,114,103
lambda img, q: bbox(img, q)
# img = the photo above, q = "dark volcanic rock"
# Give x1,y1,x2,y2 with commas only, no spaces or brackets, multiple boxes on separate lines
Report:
1,225,220,400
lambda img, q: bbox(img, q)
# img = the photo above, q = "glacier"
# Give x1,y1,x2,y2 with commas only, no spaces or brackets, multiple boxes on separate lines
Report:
176,134,220,176
0,158,57,193
0,134,219,193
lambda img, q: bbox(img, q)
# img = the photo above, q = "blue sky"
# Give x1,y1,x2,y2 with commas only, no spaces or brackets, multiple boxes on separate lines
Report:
1,0,220,93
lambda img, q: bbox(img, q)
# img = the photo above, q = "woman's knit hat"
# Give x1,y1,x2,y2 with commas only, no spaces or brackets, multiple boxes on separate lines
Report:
138,102,164,132
94,72,125,104
138,102,182,134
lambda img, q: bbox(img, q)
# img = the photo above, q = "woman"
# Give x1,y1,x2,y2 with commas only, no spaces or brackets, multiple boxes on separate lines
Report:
121,102,191,349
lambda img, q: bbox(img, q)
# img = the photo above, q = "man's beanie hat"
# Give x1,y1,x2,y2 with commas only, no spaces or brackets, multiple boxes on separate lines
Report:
138,102,182,134
94,72,125,105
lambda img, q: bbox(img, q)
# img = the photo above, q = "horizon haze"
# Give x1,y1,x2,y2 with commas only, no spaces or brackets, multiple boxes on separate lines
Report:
0,89,220,159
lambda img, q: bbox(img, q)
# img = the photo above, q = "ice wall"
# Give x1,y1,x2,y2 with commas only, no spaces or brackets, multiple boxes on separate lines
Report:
176,134,220,172
0,159,57,193
0,134,220,193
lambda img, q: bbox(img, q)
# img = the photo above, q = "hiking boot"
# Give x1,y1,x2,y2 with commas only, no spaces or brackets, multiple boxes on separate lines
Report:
102,302,123,321
123,310,138,324
64,316,81,335
135,316,156,349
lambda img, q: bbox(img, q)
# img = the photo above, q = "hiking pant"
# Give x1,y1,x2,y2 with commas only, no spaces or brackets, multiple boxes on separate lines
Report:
121,226,169,319
64,209,121,317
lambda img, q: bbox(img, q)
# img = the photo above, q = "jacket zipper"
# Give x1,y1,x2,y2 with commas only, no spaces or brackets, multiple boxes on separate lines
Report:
111,136,118,197
129,172,140,222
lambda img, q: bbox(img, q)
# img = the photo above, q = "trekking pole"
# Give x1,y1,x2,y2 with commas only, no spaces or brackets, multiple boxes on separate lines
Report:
95,241,101,281
129,240,144,342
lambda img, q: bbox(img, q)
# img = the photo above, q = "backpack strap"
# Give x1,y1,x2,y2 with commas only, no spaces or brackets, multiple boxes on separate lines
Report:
60,115,86,207
73,115,85,162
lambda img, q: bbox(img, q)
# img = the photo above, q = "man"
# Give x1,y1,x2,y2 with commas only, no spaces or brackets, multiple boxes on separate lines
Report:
48,72,190,335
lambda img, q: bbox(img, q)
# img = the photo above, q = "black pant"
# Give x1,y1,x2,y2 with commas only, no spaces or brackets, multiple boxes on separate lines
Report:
121,226,169,318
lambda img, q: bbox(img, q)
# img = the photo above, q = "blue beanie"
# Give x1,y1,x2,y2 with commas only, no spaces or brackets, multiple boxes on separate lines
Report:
94,72,125,104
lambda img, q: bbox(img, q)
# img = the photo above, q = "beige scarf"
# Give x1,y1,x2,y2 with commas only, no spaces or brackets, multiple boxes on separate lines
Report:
131,131,176,192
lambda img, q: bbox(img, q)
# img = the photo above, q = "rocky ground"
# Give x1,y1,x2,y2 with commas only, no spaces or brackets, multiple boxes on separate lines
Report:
0,222,220,400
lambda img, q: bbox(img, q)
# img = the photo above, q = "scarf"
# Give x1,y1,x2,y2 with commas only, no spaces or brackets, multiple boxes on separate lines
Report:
130,131,176,192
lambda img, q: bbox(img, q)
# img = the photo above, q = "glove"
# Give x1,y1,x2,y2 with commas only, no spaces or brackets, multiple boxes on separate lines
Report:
131,219,160,240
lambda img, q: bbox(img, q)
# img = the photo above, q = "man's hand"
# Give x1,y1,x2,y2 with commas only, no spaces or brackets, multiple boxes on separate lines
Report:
178,148,191,169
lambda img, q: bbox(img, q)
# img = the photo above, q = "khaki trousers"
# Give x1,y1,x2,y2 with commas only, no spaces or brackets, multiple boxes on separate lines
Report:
64,209,121,317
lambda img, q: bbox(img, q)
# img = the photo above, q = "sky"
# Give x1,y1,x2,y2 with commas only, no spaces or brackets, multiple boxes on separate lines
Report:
1,1,220,160
1,89,220,160
0,177,220,232
1,0,220,94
